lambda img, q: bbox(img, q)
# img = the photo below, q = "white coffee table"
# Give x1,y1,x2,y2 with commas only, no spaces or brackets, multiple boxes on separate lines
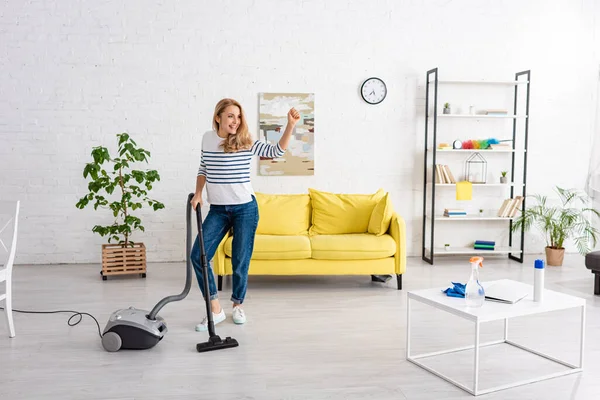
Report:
406,279,585,396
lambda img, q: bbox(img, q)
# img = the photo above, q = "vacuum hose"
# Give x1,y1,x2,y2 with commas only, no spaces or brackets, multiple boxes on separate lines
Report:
147,193,196,320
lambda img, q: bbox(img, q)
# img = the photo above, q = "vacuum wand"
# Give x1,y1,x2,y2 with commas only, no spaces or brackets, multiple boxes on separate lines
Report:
147,193,195,320
196,199,217,337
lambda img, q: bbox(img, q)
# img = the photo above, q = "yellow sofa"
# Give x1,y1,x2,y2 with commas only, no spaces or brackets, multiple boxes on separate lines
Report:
212,188,406,290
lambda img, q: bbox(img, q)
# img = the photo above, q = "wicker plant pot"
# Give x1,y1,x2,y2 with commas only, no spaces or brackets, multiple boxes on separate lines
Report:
101,243,147,280
545,246,565,267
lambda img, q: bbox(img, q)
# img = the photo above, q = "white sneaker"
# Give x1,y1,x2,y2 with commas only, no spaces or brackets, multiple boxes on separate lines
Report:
195,308,226,332
232,306,246,325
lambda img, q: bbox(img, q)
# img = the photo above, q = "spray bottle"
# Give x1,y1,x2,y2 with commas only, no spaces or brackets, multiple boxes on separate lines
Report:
465,256,485,308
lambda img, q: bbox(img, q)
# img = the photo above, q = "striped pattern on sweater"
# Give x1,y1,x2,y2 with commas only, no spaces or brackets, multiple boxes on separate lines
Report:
197,140,284,184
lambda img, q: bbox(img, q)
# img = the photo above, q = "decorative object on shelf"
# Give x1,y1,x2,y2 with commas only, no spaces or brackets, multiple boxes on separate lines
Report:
438,143,452,150
455,181,472,201
445,243,450,251
360,77,387,105
465,153,487,183
75,133,165,280
511,187,600,266
469,105,475,115
479,208,484,216
500,171,508,184
452,139,462,149
461,138,500,150
443,102,451,114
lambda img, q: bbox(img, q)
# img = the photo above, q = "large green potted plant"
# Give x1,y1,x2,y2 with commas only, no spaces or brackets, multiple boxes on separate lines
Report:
512,186,600,266
76,133,165,280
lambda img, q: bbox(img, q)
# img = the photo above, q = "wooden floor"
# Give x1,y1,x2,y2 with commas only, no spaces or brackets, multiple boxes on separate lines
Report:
1,254,600,399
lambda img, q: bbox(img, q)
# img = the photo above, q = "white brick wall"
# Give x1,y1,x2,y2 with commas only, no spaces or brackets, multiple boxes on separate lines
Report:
1,0,599,264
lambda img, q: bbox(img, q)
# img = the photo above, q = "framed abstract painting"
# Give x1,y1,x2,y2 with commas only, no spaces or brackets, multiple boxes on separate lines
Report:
258,92,314,176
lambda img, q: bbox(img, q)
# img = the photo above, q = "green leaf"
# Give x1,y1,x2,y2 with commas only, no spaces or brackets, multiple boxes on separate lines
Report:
75,197,89,209
118,133,129,146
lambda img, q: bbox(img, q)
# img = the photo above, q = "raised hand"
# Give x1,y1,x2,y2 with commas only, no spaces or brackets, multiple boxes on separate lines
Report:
287,108,300,125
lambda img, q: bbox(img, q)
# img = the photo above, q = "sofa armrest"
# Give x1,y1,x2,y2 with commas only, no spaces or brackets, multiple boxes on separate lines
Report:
389,212,407,275
213,230,231,276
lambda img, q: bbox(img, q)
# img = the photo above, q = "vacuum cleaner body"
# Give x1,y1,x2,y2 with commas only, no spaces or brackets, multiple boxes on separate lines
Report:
102,307,167,351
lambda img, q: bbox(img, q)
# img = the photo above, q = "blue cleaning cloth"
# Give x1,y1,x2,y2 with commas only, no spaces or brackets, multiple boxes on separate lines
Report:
443,282,466,298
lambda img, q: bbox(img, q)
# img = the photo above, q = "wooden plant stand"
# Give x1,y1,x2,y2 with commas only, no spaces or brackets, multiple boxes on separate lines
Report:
100,243,147,280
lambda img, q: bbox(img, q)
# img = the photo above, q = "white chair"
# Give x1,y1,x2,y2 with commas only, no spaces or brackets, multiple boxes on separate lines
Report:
0,201,20,338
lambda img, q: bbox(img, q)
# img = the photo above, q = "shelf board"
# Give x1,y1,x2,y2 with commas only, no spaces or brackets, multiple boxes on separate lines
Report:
428,148,523,153
436,114,527,119
435,80,529,85
430,183,524,187
432,215,515,221
427,246,523,255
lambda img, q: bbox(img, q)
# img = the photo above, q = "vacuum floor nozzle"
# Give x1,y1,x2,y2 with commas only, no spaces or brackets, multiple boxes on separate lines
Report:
196,335,239,353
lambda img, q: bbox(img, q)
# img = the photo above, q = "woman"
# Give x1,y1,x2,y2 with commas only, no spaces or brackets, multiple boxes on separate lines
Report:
191,98,300,331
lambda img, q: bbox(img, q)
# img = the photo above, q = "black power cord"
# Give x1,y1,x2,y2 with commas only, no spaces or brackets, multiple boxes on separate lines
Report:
0,307,102,338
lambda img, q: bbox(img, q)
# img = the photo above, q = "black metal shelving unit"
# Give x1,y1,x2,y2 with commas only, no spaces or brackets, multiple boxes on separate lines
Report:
422,68,530,265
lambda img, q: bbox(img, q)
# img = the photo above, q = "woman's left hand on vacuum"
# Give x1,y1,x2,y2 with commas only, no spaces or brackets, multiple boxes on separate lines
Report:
287,108,300,125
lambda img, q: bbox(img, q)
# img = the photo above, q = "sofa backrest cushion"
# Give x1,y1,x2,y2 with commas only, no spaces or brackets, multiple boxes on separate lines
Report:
255,192,311,235
368,192,394,236
308,188,385,235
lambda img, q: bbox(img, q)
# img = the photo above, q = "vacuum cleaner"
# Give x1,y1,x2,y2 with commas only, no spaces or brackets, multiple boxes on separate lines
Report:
101,193,239,353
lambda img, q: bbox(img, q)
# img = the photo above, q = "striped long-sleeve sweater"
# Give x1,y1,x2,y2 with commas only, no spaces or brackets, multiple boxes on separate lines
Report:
197,130,285,205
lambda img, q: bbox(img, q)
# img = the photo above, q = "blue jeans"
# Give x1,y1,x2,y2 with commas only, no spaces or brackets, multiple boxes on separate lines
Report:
191,196,259,304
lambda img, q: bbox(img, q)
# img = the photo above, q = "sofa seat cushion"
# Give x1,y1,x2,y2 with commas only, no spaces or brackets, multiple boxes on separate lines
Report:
224,234,311,260
310,234,396,260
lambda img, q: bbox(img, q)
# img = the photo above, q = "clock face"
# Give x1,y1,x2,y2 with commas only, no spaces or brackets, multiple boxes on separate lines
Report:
361,77,387,104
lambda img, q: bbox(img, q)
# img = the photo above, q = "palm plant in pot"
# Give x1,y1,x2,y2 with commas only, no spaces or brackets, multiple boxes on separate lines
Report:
76,133,165,280
511,186,600,266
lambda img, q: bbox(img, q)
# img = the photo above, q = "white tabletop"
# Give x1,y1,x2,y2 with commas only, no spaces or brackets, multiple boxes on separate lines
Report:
408,279,586,322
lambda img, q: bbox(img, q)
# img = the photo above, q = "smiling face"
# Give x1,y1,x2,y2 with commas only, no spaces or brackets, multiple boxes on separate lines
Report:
216,105,241,136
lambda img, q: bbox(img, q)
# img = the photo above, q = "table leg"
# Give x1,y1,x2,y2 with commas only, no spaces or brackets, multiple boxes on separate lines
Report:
406,296,411,359
579,304,586,368
474,321,480,395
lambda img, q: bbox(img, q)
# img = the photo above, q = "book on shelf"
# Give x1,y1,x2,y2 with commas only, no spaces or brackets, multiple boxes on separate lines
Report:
489,144,512,150
435,164,456,184
444,208,466,217
474,243,495,250
497,196,523,218
474,240,495,250
485,109,508,115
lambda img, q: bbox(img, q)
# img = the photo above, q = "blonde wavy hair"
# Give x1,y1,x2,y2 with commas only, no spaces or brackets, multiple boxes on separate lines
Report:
212,98,253,153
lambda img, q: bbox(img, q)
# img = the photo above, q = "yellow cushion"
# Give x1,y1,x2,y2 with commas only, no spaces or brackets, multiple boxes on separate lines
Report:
310,234,396,260
308,188,385,235
255,192,311,235
368,192,394,236
224,234,311,260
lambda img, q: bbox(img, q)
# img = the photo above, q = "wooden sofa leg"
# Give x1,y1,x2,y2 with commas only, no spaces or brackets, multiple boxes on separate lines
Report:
397,274,402,290
594,272,600,296
218,275,223,291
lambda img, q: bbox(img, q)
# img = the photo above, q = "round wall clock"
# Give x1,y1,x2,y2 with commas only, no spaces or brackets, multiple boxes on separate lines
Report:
360,77,387,105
